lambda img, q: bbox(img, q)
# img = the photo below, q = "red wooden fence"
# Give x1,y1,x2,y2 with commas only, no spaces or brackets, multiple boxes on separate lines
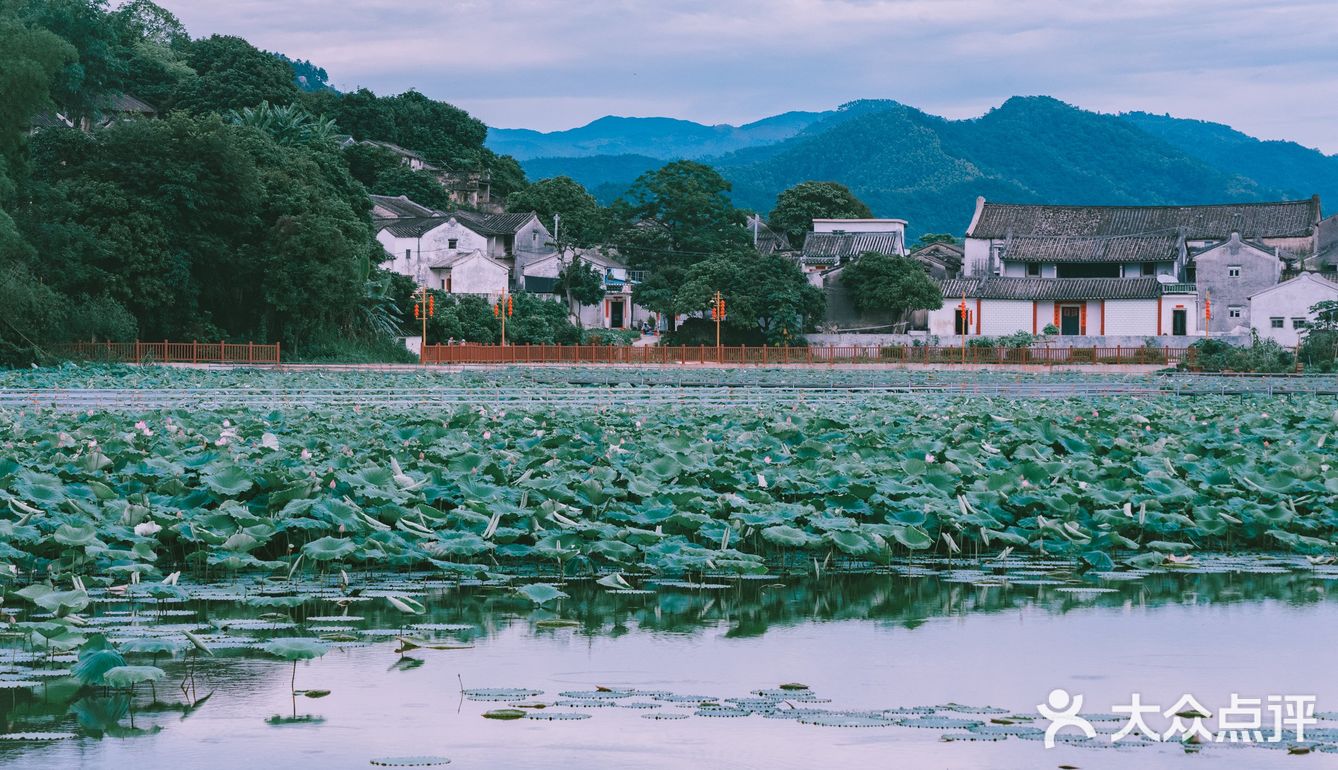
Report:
422,343,1204,367
50,340,281,365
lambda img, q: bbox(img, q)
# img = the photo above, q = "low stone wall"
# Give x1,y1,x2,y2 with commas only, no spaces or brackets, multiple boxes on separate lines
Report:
806,333,1252,348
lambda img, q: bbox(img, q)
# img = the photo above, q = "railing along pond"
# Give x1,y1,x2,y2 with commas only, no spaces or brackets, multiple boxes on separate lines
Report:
422,343,1207,367
50,340,281,365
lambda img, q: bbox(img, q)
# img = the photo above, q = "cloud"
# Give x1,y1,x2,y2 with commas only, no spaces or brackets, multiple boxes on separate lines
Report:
154,0,1338,152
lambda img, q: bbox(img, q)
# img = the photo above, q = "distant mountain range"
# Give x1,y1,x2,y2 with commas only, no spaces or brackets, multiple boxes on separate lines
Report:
488,97,1338,237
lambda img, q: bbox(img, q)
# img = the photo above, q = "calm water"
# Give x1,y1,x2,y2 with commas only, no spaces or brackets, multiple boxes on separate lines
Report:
4,564,1338,769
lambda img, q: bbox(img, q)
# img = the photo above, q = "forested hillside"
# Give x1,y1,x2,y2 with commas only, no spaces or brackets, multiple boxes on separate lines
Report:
515,97,1336,237
0,0,529,364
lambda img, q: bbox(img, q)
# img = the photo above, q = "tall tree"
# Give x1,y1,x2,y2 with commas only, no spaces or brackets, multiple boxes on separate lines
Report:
507,176,603,247
18,0,127,125
612,160,748,325
675,251,824,344
553,257,605,324
840,252,943,317
767,181,873,245
174,34,299,114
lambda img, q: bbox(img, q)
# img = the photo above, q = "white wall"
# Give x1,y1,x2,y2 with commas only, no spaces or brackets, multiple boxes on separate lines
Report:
1103,299,1159,335
1251,275,1338,346
1160,295,1200,338
377,221,492,286
431,254,509,295
812,219,906,235
980,300,1032,335
962,238,993,277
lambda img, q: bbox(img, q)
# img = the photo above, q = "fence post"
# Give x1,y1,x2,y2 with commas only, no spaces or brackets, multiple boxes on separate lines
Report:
276,340,281,365
248,341,254,364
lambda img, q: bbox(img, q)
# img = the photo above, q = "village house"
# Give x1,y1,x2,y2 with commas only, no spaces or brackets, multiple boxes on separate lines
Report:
372,194,554,295
795,218,961,331
519,249,649,330
930,277,1199,338
341,139,495,210
906,241,964,280
30,92,157,133
946,196,1334,338
747,214,793,257
1250,272,1338,346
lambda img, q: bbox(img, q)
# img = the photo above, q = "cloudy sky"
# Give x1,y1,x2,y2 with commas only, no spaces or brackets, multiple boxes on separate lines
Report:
155,0,1338,153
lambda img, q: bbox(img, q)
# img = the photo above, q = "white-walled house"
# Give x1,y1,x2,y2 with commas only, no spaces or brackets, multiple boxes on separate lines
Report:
519,249,649,329
930,277,1200,338
1190,233,1283,333
373,195,555,295
1250,272,1338,346
799,219,907,277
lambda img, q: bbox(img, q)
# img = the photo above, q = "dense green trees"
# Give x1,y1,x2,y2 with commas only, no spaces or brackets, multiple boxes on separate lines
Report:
0,0,541,363
18,114,373,347
839,253,942,317
604,161,820,341
507,176,603,246
767,181,872,245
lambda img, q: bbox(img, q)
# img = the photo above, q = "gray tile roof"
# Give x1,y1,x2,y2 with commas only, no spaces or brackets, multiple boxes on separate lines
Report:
969,199,1321,240
375,210,539,239
1004,234,1180,263
370,194,440,219
455,211,537,236
377,216,450,238
800,231,903,264
95,93,156,114
939,276,1166,301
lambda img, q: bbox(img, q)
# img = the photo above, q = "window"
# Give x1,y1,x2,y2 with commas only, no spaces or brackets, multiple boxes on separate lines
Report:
1026,262,1040,277
1142,262,1156,277
1228,306,1243,319
532,232,539,244
1186,266,1197,283
447,239,458,249
1228,265,1242,278
405,249,411,261
1293,318,1309,329
1271,317,1285,328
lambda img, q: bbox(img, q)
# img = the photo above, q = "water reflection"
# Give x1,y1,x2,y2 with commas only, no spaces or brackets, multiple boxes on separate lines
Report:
1,562,1335,768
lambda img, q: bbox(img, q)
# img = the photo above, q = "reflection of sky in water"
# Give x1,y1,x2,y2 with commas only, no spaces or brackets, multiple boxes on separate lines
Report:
6,572,1337,770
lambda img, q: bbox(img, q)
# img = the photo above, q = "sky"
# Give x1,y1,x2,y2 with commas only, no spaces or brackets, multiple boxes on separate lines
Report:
154,0,1338,153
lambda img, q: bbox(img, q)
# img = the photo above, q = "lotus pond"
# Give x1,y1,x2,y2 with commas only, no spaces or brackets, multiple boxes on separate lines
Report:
3,366,1338,766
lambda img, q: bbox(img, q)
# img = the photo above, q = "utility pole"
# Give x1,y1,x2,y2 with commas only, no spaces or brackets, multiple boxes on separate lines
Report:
494,292,513,346
412,286,434,363
709,290,725,355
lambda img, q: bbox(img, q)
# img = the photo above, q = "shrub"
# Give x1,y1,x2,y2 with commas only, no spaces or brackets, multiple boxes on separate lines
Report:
1187,334,1295,373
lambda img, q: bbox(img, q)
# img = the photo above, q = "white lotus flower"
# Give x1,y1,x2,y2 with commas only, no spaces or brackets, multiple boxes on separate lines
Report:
925,453,936,463
134,521,162,537
483,431,491,440
260,432,280,450
300,448,312,460
757,473,768,489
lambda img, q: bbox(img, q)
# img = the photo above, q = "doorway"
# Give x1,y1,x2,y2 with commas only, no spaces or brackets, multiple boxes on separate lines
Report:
610,299,625,329
1172,308,1187,336
1060,305,1082,336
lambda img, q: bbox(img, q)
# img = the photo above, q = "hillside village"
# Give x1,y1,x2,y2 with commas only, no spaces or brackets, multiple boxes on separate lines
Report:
5,0,1338,371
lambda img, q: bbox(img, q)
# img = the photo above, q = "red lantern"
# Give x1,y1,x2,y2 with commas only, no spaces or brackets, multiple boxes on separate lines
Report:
507,295,514,316
413,304,420,319
428,295,435,317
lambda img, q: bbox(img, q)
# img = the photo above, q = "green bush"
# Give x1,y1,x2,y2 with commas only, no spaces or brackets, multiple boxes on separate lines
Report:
584,328,642,347
1299,330,1338,372
1187,335,1295,373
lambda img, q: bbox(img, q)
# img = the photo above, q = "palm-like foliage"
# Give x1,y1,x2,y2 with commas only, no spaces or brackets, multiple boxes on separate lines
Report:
226,101,338,147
